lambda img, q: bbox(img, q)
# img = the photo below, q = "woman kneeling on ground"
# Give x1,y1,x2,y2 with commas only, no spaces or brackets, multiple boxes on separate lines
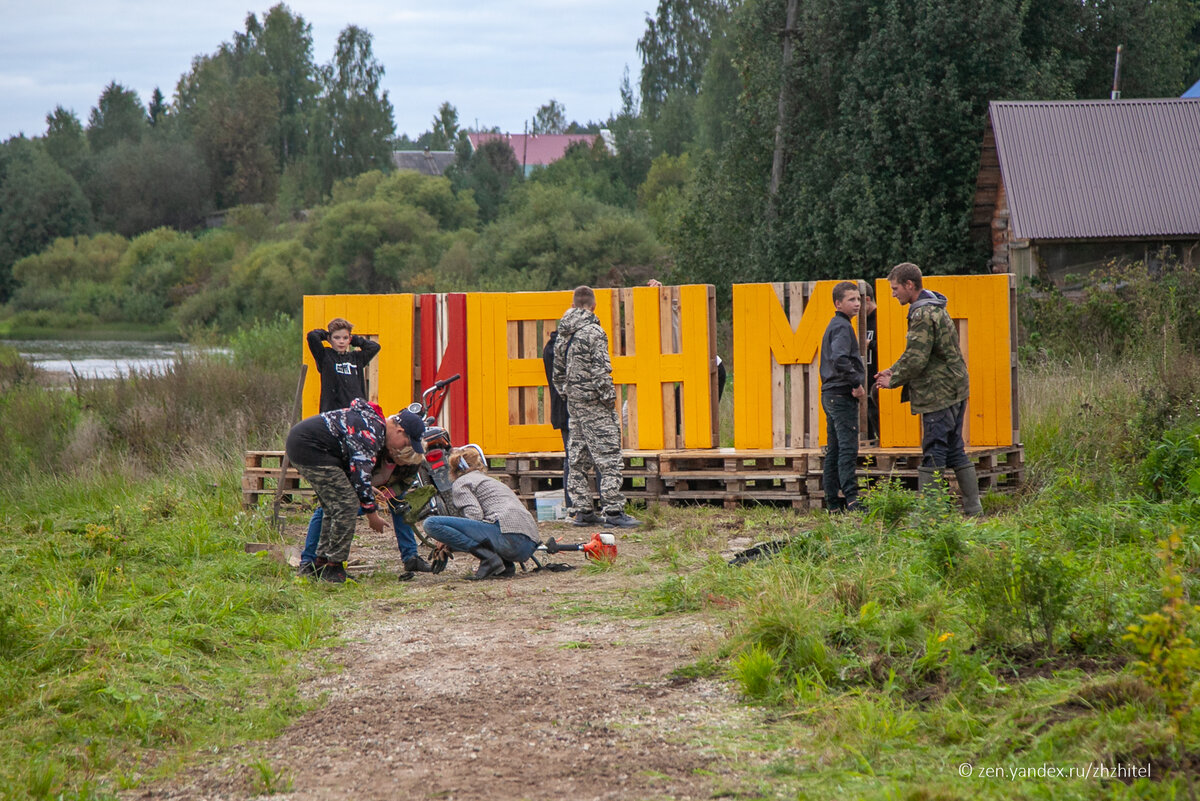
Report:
422,446,540,579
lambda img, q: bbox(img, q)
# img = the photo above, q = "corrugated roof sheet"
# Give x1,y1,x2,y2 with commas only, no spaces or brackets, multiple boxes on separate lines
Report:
392,150,456,176
466,133,602,168
990,99,1200,240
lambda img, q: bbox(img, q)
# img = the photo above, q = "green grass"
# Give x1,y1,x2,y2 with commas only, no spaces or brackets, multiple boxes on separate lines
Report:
0,469,363,800
630,474,1200,799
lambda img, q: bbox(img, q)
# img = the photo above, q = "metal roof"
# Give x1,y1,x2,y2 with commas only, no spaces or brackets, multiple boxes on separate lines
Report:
989,99,1200,240
466,133,603,168
391,149,456,176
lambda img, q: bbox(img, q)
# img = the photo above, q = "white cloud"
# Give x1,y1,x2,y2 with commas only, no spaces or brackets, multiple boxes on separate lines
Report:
0,0,651,141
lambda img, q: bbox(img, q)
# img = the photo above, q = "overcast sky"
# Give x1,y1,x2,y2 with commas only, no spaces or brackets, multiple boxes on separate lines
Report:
0,0,652,142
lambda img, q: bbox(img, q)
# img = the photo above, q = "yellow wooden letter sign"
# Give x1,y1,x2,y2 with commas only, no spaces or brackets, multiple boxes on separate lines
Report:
465,287,715,453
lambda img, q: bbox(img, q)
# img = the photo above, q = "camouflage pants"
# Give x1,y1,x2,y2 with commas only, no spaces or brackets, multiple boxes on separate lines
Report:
566,400,625,515
292,463,360,563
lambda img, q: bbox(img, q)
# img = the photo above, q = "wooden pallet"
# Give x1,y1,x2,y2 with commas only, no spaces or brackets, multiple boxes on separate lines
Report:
242,451,310,508
243,445,1026,511
490,451,665,508
657,449,809,509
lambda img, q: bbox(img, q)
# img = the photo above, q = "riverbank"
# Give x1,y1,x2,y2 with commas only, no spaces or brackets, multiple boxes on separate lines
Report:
2,339,227,379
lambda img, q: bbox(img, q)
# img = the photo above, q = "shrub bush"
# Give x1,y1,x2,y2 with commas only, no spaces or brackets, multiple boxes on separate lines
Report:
1140,420,1200,501
226,314,301,373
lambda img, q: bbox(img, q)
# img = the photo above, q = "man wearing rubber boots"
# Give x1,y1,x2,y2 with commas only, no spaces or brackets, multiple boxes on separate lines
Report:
873,262,982,516
552,286,640,528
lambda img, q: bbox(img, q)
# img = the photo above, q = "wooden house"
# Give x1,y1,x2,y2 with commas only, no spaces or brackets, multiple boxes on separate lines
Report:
972,99,1200,283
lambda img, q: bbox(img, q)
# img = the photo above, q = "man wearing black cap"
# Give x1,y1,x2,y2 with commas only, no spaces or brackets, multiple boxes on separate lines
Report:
285,398,425,582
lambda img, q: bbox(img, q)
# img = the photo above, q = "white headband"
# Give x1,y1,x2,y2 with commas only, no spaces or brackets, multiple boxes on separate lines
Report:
458,443,486,472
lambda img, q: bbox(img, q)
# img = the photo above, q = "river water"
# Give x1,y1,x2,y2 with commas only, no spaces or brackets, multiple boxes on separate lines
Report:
3,339,228,379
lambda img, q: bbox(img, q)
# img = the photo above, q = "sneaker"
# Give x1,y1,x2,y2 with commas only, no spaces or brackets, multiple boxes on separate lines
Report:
297,561,316,577
604,512,641,528
403,555,434,573
571,510,602,527
318,561,348,583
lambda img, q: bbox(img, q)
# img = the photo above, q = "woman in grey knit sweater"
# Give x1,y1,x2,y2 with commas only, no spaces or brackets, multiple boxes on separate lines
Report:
422,447,540,579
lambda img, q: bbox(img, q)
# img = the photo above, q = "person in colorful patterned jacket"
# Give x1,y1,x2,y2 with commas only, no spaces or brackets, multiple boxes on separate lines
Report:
873,262,982,515
285,398,426,582
552,286,640,528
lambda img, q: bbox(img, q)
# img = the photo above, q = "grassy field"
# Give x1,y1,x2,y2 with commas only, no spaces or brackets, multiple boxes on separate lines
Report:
2,431,1196,799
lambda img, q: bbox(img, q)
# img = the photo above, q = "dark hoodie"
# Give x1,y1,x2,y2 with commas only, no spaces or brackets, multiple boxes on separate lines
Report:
307,329,381,413
542,330,569,430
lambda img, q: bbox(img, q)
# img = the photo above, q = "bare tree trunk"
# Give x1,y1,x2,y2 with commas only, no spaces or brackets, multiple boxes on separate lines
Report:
767,0,799,215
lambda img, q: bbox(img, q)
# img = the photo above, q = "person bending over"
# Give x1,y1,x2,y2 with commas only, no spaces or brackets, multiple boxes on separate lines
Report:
286,399,424,582
422,446,540,580
300,317,382,573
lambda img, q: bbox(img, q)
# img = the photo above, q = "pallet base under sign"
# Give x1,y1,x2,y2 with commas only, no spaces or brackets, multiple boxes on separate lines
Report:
242,445,1025,512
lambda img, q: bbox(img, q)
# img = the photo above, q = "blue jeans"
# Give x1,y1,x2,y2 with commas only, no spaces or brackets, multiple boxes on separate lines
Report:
822,392,860,509
301,501,420,564
422,516,539,563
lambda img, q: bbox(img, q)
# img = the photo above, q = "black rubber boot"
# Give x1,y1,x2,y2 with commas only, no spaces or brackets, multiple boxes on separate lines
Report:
466,547,505,580
917,466,937,494
318,560,348,583
955,465,983,516
404,555,434,573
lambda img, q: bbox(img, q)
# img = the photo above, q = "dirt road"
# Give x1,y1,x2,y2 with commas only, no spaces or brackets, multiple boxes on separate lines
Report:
128,520,763,800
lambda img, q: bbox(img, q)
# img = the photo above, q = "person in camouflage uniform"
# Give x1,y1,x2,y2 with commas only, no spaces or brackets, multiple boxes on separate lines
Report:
552,286,641,528
873,262,982,515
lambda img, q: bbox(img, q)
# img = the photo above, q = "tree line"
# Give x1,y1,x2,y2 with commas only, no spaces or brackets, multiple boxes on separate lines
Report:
1,0,1198,328
0,4,396,301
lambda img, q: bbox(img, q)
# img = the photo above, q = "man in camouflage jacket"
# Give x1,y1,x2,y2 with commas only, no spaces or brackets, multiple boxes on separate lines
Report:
874,262,982,515
552,286,640,528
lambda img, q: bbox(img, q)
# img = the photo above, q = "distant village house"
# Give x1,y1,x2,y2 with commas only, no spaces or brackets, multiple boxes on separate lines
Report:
391,149,457,177
465,131,614,176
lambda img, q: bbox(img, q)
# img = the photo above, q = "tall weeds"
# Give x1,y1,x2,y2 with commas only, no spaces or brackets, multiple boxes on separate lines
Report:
1018,256,1200,489
0,346,294,494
